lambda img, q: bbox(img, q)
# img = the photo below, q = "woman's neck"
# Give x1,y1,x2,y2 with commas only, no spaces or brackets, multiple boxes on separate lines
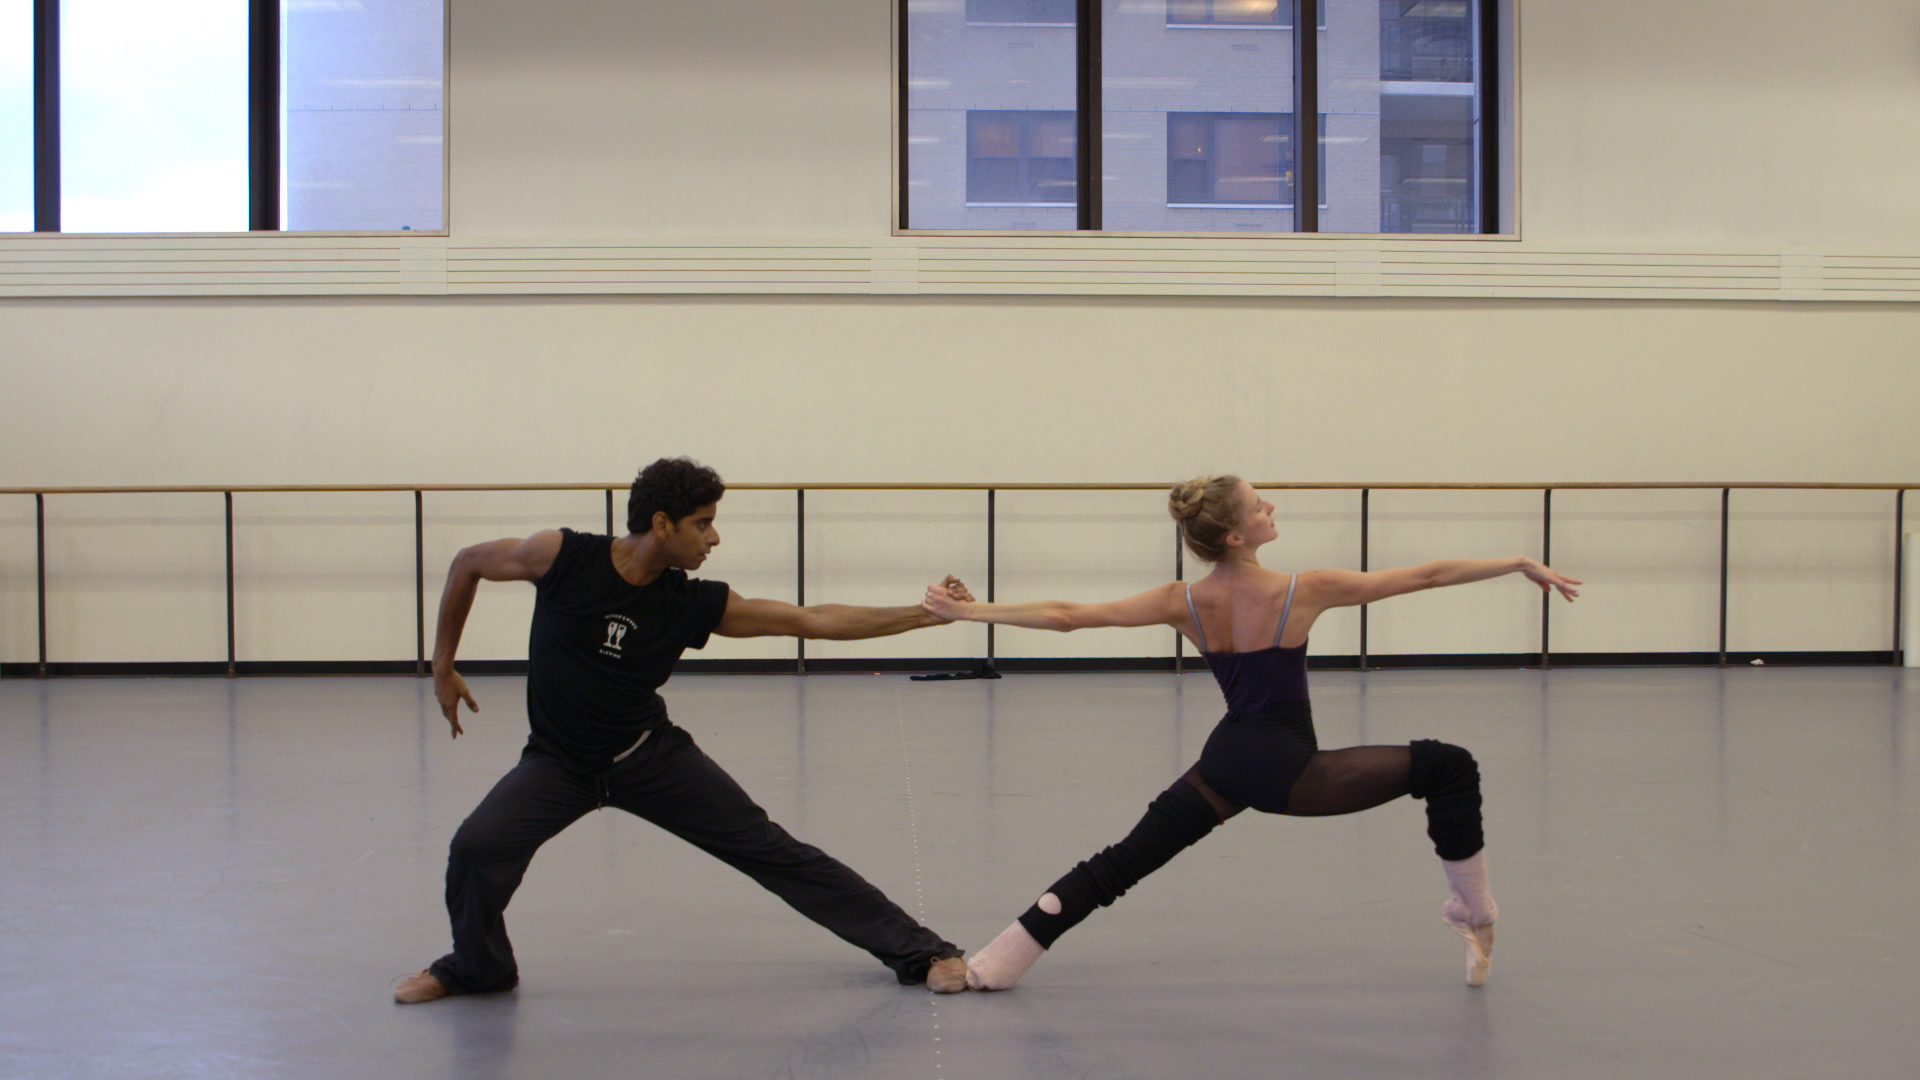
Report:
1213,547,1264,573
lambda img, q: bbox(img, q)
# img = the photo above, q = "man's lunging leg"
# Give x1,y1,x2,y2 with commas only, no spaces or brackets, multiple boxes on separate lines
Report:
398,747,595,1002
615,728,964,990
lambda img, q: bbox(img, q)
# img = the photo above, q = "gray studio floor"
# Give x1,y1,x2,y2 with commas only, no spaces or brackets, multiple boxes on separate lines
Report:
4,666,1918,1080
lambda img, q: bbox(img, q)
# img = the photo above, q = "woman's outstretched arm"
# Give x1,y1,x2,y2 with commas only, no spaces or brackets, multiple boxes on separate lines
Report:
1308,557,1581,609
922,581,1181,632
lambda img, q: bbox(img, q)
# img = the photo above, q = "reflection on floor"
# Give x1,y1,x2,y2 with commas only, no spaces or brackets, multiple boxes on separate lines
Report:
2,668,1916,1080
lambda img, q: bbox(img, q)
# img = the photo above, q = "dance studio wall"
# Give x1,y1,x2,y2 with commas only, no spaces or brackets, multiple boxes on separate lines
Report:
3,0,1917,668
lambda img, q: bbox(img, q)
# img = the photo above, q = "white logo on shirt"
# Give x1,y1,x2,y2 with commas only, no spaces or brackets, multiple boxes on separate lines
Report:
600,615,636,659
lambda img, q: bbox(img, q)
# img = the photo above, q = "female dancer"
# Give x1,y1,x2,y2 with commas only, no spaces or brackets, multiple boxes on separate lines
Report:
922,475,1580,990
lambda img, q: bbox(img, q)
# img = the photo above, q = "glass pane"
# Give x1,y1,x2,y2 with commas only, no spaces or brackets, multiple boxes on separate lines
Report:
1168,0,1287,26
1104,0,1294,231
905,0,1077,229
284,0,444,232
1322,0,1479,233
1213,0,1283,24
1164,113,1291,204
61,0,249,232
0,0,31,231
1212,114,1285,202
967,0,1073,23
971,113,1021,157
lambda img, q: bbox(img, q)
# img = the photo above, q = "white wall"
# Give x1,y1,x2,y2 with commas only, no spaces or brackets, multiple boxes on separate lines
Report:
452,0,895,238
1519,0,1920,246
2,0,1917,666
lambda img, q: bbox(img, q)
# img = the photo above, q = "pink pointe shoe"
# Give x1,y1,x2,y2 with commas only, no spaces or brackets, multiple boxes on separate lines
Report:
1440,895,1494,987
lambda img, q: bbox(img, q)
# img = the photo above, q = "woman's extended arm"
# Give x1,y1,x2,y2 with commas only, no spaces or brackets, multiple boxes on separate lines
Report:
1307,557,1580,609
921,582,1181,632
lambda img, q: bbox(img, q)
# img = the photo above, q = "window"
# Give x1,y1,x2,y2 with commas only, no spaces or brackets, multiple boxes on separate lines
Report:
284,0,445,231
902,0,1502,234
5,0,443,233
968,111,1076,204
61,0,251,232
1167,113,1290,205
1381,0,1471,80
0,0,32,231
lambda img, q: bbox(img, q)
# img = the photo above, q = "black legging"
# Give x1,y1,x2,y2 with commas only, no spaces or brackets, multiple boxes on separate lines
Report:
1014,736,1484,949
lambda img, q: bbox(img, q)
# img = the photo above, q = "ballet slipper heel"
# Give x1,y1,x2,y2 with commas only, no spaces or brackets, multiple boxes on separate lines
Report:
1442,897,1495,987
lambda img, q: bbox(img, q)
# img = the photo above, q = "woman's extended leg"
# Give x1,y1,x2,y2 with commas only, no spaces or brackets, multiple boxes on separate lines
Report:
1284,739,1496,985
965,770,1241,990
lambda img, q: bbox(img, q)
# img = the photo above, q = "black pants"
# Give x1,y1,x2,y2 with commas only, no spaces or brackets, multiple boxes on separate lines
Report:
427,724,959,993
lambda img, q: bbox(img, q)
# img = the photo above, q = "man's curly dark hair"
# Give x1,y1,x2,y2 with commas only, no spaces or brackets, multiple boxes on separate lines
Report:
627,457,725,533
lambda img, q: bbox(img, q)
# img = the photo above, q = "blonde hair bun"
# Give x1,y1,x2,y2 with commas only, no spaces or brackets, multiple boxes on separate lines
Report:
1167,474,1245,563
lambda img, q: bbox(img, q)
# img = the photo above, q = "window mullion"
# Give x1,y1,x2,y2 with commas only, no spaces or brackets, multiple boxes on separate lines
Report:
1476,0,1499,233
250,0,280,231
1292,0,1318,232
33,0,57,232
1076,0,1100,230
897,0,910,230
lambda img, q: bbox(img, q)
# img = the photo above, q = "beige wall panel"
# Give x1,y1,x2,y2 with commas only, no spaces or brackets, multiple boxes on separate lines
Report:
991,489,1179,661
1543,489,1723,655
0,497,36,665
1725,490,1897,653
3,296,1916,664
4,307,1919,673
454,0,890,237
1519,0,1920,246
230,491,419,663
1362,490,1544,656
41,493,227,663
420,490,609,663
3,300,1916,491
798,490,989,661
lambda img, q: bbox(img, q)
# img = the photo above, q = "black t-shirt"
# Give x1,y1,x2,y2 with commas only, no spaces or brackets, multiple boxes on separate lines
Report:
525,529,731,767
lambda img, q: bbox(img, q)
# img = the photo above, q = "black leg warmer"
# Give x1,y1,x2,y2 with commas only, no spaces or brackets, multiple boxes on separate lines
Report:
1406,738,1484,862
1016,778,1220,949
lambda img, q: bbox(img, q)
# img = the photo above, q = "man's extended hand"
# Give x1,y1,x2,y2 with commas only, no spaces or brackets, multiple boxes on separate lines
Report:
924,576,974,622
434,668,479,738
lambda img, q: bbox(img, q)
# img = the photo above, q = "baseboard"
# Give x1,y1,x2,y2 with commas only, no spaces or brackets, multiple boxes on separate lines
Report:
1,650,1901,679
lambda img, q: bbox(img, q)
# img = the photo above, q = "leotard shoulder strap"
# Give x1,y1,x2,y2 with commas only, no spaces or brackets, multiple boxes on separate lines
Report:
1187,575,1297,653
1184,583,1209,653
1272,573,1298,648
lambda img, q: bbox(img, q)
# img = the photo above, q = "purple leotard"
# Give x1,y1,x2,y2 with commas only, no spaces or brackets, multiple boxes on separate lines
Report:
1188,574,1319,813
1185,574,1309,710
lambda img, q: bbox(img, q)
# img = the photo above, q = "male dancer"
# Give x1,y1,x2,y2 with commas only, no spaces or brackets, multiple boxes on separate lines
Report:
395,457,970,1002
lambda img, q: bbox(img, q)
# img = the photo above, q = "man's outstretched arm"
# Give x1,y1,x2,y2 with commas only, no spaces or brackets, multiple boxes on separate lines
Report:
715,576,972,641
431,530,564,736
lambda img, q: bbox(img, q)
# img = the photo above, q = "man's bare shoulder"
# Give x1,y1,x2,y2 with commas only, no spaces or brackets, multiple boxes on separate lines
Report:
458,530,566,582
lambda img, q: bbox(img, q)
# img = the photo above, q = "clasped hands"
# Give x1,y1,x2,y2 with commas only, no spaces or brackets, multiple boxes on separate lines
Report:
924,576,973,622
